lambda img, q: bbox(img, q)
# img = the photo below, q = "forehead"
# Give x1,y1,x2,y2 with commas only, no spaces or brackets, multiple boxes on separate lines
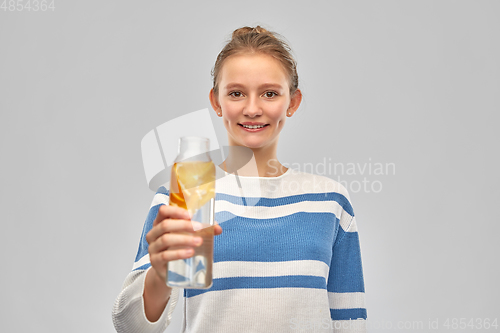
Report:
219,53,289,88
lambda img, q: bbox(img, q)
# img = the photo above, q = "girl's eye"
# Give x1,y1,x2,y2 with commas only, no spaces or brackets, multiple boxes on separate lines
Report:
229,91,277,98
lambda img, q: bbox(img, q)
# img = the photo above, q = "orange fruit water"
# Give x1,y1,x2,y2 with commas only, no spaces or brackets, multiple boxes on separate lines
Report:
168,161,215,288
169,161,216,215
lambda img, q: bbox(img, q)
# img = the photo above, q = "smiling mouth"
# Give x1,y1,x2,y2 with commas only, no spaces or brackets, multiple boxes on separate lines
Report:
238,124,269,129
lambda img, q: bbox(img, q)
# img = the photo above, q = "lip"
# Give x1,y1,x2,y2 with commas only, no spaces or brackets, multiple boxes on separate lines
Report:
239,122,268,125
238,123,269,132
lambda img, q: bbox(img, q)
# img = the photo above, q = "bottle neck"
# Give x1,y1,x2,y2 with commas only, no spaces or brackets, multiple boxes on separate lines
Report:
175,137,211,162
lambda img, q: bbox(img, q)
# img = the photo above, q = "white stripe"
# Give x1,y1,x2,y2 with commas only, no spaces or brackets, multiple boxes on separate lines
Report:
216,199,355,233
213,260,329,279
331,319,367,332
347,216,358,232
215,170,350,199
215,200,346,220
185,288,333,333
133,258,330,283
132,254,150,270
328,291,366,309
149,191,169,208
340,213,356,233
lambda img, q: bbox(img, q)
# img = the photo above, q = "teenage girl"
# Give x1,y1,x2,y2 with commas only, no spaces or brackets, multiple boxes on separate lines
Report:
113,25,367,333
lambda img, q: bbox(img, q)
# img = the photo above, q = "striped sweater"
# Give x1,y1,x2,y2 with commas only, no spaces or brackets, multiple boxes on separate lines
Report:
112,167,367,332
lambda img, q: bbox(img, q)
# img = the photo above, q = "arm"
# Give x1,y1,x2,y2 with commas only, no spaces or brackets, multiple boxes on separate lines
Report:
112,267,180,333
112,188,181,333
143,265,173,321
327,214,367,332
112,187,221,332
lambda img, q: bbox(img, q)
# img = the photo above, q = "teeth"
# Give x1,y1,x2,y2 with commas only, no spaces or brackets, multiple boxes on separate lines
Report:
242,124,266,129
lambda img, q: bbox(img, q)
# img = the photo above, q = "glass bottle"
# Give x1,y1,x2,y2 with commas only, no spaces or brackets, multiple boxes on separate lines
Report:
167,136,215,289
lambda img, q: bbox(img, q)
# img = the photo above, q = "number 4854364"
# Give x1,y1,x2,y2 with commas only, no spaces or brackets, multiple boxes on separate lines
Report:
443,318,498,330
1,0,55,11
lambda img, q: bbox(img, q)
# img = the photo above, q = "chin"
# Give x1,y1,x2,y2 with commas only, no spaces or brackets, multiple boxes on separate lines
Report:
237,139,269,149
240,142,264,149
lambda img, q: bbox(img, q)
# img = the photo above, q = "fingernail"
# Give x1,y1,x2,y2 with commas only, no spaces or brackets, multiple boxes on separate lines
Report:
193,237,202,245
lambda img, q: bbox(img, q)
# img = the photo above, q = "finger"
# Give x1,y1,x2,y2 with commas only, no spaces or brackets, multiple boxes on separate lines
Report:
213,220,223,236
147,219,203,244
150,247,195,271
153,204,190,227
149,233,203,255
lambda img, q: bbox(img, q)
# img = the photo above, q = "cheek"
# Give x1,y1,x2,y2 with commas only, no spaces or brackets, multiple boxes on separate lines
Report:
277,116,286,128
222,103,243,121
222,111,238,130
222,117,231,131
272,105,288,123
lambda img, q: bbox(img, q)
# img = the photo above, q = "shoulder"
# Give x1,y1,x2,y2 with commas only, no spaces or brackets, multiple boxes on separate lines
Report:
282,169,354,217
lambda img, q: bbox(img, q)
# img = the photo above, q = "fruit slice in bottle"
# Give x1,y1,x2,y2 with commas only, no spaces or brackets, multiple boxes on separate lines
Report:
170,161,215,216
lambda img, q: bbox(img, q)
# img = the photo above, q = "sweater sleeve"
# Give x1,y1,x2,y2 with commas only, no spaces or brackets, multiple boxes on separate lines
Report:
112,187,181,333
327,203,368,332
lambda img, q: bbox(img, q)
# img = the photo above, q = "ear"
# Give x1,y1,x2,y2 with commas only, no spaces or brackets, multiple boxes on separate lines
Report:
287,89,302,115
209,88,221,115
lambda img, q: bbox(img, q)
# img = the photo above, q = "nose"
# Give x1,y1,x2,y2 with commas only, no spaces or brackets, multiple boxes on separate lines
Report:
242,95,263,118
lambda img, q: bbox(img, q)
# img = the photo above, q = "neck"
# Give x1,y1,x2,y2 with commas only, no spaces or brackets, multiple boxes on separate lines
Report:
220,145,288,178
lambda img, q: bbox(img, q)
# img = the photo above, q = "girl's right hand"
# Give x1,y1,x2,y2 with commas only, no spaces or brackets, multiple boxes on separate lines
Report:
145,204,222,282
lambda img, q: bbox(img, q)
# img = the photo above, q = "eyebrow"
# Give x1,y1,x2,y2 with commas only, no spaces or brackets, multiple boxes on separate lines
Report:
224,83,284,90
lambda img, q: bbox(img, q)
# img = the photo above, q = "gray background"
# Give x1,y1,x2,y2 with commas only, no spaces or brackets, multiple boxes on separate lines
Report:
1,0,499,332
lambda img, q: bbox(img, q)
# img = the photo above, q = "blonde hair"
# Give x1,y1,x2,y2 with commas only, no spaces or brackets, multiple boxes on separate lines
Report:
211,26,299,96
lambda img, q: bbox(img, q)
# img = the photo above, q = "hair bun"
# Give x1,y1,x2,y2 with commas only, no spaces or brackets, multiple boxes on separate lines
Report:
232,26,269,39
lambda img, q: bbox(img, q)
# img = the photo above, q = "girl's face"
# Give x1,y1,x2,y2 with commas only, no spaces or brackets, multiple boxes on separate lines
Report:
210,53,301,151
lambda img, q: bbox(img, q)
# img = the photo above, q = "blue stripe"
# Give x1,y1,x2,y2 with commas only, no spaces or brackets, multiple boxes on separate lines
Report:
330,308,367,320
328,232,365,293
167,270,189,282
333,223,347,247
213,212,338,265
156,186,169,195
215,193,247,206
134,187,169,263
134,203,163,262
134,188,349,265
185,275,327,298
216,192,353,216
